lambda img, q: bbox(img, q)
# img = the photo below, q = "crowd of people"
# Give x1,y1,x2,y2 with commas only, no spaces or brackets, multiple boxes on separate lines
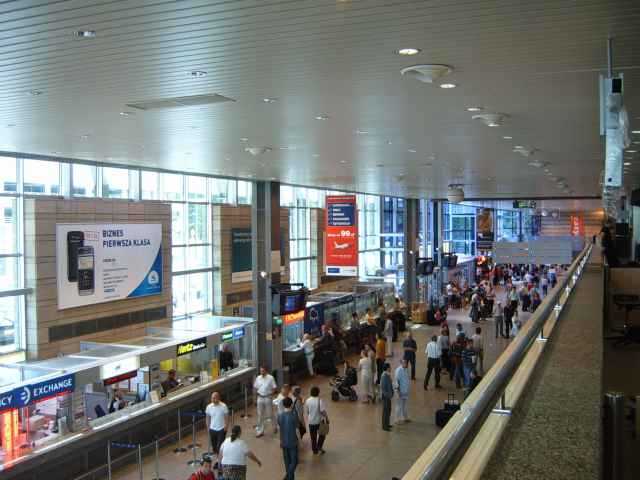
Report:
188,262,568,479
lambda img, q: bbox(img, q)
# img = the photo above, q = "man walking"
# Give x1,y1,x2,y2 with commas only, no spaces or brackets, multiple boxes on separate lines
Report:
402,331,417,380
253,366,277,437
277,397,299,480
380,363,394,431
205,391,229,459
503,303,514,339
424,335,442,390
394,359,411,424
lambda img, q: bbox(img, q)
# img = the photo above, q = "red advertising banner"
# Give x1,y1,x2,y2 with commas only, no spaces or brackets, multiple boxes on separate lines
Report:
570,215,584,236
325,195,358,276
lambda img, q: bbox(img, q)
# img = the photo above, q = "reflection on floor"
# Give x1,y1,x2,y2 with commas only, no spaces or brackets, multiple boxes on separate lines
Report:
116,291,530,480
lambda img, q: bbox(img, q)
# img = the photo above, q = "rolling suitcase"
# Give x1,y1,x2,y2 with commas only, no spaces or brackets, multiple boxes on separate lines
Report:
444,393,460,412
435,408,455,428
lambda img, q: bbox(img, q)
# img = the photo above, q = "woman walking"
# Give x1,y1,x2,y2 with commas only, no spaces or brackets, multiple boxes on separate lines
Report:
358,349,374,402
365,343,377,401
292,386,306,441
219,425,262,480
304,386,328,455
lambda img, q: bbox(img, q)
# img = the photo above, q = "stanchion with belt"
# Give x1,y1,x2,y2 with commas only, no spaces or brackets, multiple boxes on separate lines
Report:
174,408,187,453
110,441,143,480
182,410,206,467
151,437,166,480
241,383,252,419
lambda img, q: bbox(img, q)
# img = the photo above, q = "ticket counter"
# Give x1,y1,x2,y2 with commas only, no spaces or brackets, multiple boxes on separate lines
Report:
0,316,257,479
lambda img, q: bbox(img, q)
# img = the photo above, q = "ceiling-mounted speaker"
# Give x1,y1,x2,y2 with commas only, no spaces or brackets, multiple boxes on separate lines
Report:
400,64,453,84
447,185,464,204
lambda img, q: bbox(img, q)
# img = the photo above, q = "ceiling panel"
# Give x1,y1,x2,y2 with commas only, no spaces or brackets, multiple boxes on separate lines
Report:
1,0,639,198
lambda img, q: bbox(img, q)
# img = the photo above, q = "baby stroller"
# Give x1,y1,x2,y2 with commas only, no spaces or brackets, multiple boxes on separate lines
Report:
330,366,358,402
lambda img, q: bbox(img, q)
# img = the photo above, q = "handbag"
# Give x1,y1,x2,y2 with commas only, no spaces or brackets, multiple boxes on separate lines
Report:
318,415,330,436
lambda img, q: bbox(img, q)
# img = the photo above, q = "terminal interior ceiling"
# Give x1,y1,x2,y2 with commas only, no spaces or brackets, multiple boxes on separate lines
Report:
1,0,640,198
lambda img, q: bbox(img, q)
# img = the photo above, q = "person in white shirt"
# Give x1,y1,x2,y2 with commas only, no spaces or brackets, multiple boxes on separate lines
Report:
300,334,315,376
424,335,442,390
304,386,328,455
384,316,394,357
471,327,484,375
253,367,277,437
273,384,292,418
394,359,411,424
219,425,262,480
205,391,229,456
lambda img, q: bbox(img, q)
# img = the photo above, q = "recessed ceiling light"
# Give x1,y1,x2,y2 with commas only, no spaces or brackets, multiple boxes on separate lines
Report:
632,130,640,134
439,83,457,89
27,90,43,96
240,137,249,142
466,107,483,112
80,134,90,140
407,148,417,153
514,145,524,149
627,150,637,153
262,97,277,103
396,48,421,56
355,130,369,135
624,162,632,166
340,160,348,164
315,114,330,120
633,141,640,145
503,136,513,140
75,30,96,38
190,70,207,78
119,111,134,117
487,122,500,127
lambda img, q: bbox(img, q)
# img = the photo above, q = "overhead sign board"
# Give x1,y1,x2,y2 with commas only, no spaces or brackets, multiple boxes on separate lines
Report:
325,195,358,276
176,337,207,357
570,215,584,236
0,374,75,413
100,356,140,380
56,224,163,310
513,200,537,209
493,238,573,265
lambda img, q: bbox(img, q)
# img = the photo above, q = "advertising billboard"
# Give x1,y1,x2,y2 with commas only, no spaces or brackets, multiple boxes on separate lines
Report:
325,195,358,276
476,208,495,250
231,228,252,283
570,215,584,236
56,224,163,310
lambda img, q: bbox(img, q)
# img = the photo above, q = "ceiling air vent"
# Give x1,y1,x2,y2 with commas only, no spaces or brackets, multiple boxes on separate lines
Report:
126,94,235,111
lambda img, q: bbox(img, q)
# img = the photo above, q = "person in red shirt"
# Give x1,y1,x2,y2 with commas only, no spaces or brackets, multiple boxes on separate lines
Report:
190,458,215,480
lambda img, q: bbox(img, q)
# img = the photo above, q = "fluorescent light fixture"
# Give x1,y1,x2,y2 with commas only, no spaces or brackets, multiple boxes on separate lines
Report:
240,137,249,142
355,129,369,135
632,130,640,134
190,70,207,77
626,150,637,153
514,145,524,149
80,134,90,140
119,111,134,117
624,162,632,166
315,114,330,120
407,148,417,153
262,97,277,103
503,136,513,140
466,107,483,112
440,83,457,89
74,30,96,38
487,122,500,127
396,48,421,55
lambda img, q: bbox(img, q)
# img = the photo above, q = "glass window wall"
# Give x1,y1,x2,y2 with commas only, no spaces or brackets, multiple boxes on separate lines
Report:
442,203,477,255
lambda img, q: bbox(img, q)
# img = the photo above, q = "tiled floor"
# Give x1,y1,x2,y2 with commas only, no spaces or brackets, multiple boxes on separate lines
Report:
116,290,529,480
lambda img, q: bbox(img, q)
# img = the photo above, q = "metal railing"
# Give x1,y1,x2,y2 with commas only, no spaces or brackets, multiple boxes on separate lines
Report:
403,244,593,480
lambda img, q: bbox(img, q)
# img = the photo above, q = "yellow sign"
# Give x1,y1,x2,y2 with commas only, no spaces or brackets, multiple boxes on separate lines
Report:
176,337,207,357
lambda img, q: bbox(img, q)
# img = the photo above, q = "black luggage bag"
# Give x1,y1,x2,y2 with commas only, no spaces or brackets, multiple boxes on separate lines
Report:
435,408,455,428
